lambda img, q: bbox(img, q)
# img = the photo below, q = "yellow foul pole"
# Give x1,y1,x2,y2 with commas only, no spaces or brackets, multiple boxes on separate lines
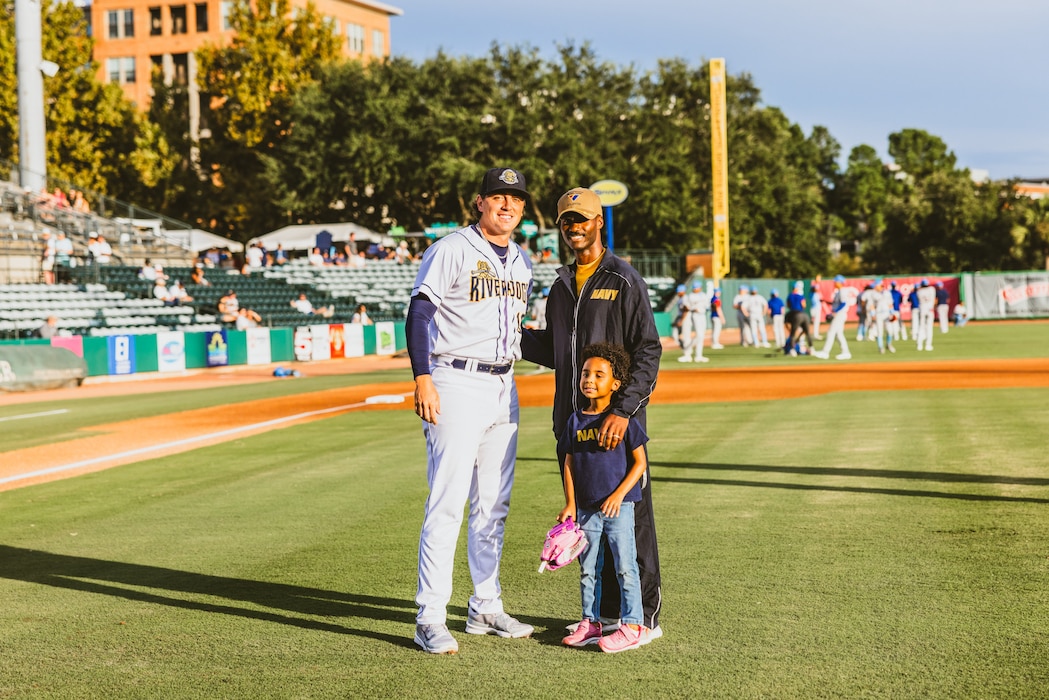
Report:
709,58,730,283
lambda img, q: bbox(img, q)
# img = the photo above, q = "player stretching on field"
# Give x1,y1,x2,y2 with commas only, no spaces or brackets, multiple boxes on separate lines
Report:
559,343,649,653
407,167,535,654
522,186,664,643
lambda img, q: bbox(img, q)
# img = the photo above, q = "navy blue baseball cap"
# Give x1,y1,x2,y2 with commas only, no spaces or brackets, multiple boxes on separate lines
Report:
480,167,529,200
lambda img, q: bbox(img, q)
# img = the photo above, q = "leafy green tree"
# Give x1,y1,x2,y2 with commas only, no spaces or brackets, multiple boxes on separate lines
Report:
0,0,172,200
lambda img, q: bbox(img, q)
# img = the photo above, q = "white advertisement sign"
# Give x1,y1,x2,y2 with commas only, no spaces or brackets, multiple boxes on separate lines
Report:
246,327,272,365
344,322,365,358
156,331,186,373
310,324,331,361
375,321,397,356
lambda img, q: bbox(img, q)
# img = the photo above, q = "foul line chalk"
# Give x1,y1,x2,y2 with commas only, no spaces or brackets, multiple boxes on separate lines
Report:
0,409,69,423
0,393,412,487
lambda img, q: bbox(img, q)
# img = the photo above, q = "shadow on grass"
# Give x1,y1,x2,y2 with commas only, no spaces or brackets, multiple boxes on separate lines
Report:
0,545,419,648
649,461,1049,503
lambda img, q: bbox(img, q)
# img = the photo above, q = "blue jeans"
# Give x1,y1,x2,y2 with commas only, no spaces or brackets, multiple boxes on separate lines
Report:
577,503,642,626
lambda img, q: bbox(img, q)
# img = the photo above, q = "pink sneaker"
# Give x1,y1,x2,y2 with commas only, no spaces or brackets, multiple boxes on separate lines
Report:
562,619,602,647
598,623,643,653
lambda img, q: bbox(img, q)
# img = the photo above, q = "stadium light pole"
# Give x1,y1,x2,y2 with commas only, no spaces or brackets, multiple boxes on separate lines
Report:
15,0,55,195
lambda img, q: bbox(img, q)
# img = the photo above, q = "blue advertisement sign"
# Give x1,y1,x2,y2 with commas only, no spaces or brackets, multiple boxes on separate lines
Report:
107,335,135,375
205,329,229,367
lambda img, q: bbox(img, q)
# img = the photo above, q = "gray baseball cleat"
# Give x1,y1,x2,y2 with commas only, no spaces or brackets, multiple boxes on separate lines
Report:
465,612,534,638
414,623,459,654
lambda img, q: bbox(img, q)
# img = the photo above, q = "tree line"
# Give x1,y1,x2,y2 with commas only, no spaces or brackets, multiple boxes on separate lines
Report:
1,0,1046,276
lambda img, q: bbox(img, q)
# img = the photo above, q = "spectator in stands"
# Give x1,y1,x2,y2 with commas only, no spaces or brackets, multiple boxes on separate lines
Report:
394,240,411,264
291,292,334,318
52,188,70,209
153,278,179,306
273,243,289,266
351,303,373,325
348,250,367,269
246,242,265,269
218,289,240,322
345,232,358,258
89,234,112,265
190,264,210,286
236,307,262,330
203,248,220,268
40,232,56,284
308,247,326,267
35,315,59,339
71,190,90,214
168,280,194,305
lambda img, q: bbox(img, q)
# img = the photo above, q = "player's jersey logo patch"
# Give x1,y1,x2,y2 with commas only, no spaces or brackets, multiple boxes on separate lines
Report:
469,259,530,303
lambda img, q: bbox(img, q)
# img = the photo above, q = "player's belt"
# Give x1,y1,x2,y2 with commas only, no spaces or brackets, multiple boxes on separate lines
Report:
450,358,513,375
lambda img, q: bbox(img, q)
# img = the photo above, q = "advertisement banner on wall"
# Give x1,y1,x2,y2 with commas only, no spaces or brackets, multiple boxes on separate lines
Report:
246,327,272,365
344,323,365,358
310,324,331,361
157,331,187,373
375,321,397,355
51,335,84,358
294,327,312,361
106,335,135,375
329,324,345,359
973,273,1049,319
205,329,229,367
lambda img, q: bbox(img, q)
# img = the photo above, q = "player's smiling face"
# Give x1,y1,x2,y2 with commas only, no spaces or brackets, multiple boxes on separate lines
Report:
579,356,620,400
559,212,603,256
477,192,525,240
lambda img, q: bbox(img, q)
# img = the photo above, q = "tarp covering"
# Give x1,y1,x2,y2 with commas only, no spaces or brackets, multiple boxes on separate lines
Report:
0,344,87,392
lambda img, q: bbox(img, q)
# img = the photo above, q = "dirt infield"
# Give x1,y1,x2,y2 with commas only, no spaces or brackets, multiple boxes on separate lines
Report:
4,354,1049,492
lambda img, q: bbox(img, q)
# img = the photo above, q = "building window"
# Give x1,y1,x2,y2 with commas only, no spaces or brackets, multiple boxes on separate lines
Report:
346,23,364,54
195,3,208,32
372,29,384,57
171,5,187,34
220,1,233,30
107,57,136,84
107,9,134,39
172,53,189,86
149,7,162,35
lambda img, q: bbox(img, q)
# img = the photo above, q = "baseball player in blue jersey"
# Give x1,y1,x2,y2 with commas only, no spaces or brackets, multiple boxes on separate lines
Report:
768,289,786,350
406,167,535,654
521,186,663,644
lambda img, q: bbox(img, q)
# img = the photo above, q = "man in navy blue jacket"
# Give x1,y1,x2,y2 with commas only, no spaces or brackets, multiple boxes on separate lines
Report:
522,187,664,642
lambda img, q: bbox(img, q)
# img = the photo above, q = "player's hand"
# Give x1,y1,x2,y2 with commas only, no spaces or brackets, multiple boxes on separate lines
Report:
598,413,628,451
557,505,576,523
414,375,440,425
600,495,624,518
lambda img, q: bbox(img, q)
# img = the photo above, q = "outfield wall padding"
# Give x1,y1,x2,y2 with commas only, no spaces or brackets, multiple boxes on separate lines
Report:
0,344,87,392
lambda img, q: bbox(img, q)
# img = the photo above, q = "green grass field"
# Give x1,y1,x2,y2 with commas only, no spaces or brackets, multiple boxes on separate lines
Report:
2,323,1048,698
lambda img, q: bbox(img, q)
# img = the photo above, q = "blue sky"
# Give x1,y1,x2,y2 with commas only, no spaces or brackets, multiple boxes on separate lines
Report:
389,0,1048,181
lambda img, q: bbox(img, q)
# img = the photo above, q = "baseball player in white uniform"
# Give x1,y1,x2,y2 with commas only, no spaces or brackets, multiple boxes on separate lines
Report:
407,167,535,654
813,275,854,360
677,280,710,363
733,285,753,346
871,278,896,354
744,288,769,349
916,279,937,351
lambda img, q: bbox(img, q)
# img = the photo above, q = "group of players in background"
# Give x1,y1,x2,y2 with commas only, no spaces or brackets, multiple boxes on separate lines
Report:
670,274,960,361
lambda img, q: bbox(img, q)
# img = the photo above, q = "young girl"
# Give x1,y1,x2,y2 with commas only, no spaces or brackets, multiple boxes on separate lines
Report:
557,342,650,653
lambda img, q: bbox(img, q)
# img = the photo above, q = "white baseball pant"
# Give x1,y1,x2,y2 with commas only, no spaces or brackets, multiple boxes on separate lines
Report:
416,365,518,625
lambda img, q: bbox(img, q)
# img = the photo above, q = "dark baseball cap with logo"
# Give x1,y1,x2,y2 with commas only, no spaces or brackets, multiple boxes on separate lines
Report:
479,167,529,200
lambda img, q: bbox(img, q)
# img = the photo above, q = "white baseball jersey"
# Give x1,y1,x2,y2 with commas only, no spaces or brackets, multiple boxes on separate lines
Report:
683,290,710,315
412,225,533,362
917,285,936,312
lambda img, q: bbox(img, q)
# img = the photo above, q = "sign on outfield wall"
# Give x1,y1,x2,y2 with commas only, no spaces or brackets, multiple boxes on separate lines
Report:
107,335,135,375
246,327,272,365
375,321,396,356
344,322,365,357
156,331,186,373
972,273,1049,319
205,330,229,367
310,324,332,361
